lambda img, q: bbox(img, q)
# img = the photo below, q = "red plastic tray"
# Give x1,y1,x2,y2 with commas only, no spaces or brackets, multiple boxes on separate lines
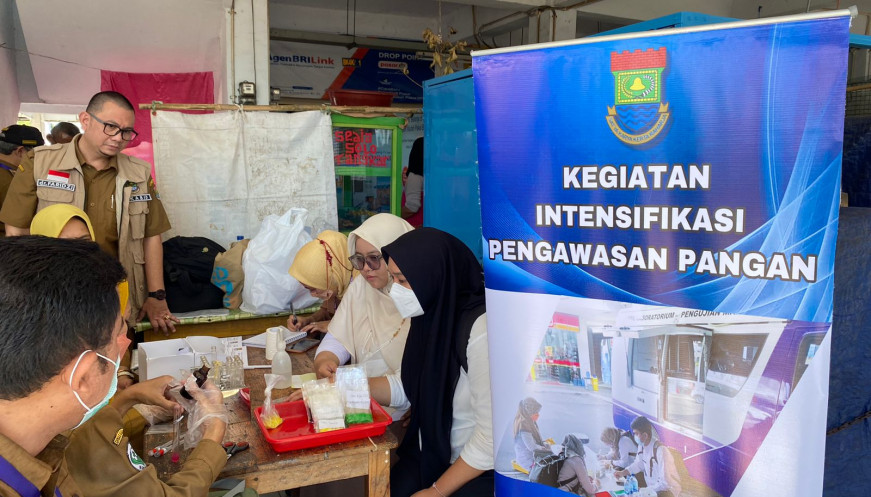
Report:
239,387,250,408
254,397,391,452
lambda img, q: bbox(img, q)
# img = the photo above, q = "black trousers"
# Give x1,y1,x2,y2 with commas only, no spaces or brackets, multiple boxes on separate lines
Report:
390,457,494,497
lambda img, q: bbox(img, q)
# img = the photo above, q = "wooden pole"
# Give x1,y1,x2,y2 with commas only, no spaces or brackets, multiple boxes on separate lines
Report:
137,102,422,114
847,82,871,92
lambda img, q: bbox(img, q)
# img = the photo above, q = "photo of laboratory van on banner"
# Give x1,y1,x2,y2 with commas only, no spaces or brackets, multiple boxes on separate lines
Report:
473,10,848,497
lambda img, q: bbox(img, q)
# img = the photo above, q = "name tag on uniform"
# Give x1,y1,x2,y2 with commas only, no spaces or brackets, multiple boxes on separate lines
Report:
36,179,76,192
130,194,152,202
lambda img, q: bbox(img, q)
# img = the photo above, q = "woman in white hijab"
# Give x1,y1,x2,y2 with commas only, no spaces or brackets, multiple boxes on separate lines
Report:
312,213,414,418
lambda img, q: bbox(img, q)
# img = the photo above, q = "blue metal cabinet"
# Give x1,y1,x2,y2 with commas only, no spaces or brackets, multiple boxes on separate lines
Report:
423,69,483,262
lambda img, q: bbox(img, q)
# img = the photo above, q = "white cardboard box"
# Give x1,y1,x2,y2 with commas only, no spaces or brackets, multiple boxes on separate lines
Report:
137,336,234,381
137,339,195,381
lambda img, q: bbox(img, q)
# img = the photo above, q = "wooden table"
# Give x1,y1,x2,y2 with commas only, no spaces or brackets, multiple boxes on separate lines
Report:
145,345,398,496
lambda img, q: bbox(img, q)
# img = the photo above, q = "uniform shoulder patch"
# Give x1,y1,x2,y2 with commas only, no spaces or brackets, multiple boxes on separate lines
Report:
113,428,124,445
127,443,146,471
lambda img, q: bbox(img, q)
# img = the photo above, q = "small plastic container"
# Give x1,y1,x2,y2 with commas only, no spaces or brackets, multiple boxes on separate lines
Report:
254,398,391,452
328,89,394,107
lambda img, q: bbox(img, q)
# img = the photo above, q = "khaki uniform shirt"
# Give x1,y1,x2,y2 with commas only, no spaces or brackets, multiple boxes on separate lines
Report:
0,159,17,237
0,431,82,497
0,141,171,258
65,408,227,497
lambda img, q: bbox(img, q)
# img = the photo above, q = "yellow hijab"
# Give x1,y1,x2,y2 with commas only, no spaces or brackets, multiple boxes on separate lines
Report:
30,204,96,240
30,204,127,315
288,230,353,298
118,280,129,317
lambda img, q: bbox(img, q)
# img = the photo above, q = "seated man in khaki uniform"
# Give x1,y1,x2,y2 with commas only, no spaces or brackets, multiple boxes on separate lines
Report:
0,125,44,237
67,285,229,497
0,237,229,497
66,375,229,497
0,236,128,496
0,91,180,336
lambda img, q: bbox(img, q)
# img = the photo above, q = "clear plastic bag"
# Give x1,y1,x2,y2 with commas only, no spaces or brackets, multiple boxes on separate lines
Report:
301,378,345,432
260,374,284,429
335,365,373,425
167,375,229,450
132,402,176,426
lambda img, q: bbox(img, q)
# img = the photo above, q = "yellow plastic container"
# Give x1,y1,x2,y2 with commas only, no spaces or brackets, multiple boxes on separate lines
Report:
592,377,599,391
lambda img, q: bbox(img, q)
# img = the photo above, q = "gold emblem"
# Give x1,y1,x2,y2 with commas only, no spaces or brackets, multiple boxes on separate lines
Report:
113,429,124,445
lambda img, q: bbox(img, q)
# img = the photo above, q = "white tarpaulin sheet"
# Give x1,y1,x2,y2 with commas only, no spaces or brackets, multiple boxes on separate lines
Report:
151,110,337,249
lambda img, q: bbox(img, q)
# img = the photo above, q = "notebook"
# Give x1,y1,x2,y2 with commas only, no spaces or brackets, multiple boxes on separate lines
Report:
241,326,307,348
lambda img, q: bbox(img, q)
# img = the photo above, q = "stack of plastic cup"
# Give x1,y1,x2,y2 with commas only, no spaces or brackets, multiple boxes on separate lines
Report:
265,327,281,362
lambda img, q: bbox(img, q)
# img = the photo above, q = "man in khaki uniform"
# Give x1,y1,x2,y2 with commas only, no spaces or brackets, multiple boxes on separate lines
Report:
0,91,179,335
0,236,128,497
46,122,79,145
66,376,228,497
0,237,228,497
0,125,43,237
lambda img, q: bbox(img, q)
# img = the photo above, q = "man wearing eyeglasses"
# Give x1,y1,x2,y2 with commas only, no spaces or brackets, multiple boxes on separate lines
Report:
0,124,44,237
0,91,179,339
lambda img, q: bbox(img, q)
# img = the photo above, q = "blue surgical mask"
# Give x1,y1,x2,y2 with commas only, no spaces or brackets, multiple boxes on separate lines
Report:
389,283,424,318
69,350,120,429
634,435,643,446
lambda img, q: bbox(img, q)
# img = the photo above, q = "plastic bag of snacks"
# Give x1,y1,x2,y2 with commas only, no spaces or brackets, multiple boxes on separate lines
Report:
260,374,284,429
335,365,373,425
301,379,345,432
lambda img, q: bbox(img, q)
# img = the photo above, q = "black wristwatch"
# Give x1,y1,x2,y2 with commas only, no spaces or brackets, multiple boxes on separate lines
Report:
148,289,167,300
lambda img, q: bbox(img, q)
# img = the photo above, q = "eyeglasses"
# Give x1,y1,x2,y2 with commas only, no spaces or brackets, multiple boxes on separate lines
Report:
88,112,139,141
348,254,383,271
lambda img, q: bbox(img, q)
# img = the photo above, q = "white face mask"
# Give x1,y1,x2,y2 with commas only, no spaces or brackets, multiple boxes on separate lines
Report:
389,283,425,318
68,350,120,429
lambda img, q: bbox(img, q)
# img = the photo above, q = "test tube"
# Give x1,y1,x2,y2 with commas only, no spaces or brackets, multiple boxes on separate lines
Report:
170,412,183,463
234,355,245,388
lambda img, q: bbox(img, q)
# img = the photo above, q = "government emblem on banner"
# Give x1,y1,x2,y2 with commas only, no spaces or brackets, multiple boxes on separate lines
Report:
606,48,670,145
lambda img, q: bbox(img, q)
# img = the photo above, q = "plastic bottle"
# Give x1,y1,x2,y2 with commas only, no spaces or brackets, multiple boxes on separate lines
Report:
630,474,638,494
271,332,293,389
624,475,633,495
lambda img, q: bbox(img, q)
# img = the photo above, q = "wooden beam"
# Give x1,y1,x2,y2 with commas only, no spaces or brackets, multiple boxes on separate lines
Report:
138,103,422,115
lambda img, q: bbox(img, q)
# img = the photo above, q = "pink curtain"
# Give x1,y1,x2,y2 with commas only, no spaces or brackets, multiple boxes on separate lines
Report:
101,71,214,178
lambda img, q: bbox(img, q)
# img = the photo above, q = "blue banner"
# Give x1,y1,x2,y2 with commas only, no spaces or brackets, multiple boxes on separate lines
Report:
474,16,848,324
474,14,848,497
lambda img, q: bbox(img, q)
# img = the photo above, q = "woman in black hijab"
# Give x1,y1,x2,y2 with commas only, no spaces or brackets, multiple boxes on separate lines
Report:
558,433,599,496
382,228,493,497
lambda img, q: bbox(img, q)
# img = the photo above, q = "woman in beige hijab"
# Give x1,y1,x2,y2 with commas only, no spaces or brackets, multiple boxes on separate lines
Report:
313,213,414,419
30,204,95,240
287,230,353,334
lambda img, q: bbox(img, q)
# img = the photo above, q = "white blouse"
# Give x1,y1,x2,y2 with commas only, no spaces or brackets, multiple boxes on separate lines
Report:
415,314,493,470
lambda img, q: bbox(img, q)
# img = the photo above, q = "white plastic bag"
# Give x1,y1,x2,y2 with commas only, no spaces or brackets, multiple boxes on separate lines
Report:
240,208,319,314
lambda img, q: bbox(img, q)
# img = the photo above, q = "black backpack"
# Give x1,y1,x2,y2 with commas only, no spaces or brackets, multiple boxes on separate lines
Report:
529,449,580,492
162,236,226,312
